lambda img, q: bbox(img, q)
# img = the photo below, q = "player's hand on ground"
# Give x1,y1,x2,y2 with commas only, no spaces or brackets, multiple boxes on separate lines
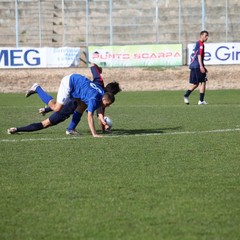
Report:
93,134,103,138
103,125,112,134
38,108,46,116
104,129,112,134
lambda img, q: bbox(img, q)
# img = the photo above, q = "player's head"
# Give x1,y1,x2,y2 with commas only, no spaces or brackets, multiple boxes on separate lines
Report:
102,92,115,107
104,81,121,95
200,30,209,42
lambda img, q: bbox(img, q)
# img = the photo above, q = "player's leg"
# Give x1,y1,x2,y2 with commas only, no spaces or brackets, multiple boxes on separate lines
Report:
26,83,60,110
51,75,73,112
26,83,54,105
48,100,78,133
7,118,51,134
26,75,71,112
66,100,87,135
198,73,208,105
184,68,199,104
8,112,71,134
7,99,76,134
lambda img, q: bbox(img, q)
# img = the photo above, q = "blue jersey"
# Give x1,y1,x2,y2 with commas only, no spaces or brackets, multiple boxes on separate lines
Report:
189,40,205,69
69,74,104,113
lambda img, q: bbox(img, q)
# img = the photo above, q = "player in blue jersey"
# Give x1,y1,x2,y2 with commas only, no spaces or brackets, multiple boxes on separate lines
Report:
37,64,121,135
65,63,104,135
184,30,209,105
23,73,115,137
65,63,121,135
7,81,120,135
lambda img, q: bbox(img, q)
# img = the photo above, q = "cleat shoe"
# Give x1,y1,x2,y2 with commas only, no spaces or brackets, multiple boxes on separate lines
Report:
26,83,39,98
198,100,208,105
66,129,80,136
184,96,189,105
39,107,46,116
7,127,17,134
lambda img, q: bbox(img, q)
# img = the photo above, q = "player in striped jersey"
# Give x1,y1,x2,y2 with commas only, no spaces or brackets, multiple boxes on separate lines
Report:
184,30,209,105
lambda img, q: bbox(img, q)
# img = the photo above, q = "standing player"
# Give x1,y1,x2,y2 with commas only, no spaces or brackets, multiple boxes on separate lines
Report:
184,30,209,105
25,73,115,137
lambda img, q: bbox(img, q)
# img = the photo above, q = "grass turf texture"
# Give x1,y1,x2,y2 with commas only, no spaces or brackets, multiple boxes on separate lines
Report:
0,90,240,240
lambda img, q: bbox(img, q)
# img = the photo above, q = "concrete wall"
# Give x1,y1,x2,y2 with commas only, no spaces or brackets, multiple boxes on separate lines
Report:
0,0,239,49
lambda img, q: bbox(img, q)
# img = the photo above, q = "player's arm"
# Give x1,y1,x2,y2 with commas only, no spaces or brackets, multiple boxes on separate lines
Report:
198,42,205,73
87,111,102,138
39,106,52,116
96,106,110,133
198,54,205,73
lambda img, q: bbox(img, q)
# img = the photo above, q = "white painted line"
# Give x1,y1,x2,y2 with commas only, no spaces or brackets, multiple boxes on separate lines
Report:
1,128,240,143
0,137,79,143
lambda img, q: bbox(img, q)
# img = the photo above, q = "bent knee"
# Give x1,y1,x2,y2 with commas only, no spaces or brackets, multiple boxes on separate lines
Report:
41,119,52,128
51,103,63,112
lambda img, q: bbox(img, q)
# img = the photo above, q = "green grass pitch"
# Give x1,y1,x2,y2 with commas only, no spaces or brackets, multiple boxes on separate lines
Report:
0,90,240,240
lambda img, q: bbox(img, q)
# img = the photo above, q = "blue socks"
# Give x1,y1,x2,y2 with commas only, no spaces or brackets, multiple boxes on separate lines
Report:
67,111,82,130
36,86,53,105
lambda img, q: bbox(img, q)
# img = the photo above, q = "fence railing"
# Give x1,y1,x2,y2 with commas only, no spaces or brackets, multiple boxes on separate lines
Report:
0,0,239,49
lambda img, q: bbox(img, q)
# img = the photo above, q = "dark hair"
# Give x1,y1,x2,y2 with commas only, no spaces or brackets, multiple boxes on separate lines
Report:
200,30,208,36
104,92,115,104
104,81,121,95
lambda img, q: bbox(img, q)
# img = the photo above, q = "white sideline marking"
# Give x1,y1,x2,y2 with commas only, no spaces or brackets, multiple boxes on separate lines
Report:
1,128,240,143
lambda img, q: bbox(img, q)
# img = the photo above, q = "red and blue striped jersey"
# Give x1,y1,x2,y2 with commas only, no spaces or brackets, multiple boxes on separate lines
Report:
189,40,205,69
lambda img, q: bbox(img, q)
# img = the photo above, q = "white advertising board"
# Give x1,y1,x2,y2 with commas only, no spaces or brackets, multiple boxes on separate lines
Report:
88,44,183,67
0,47,80,68
187,42,240,65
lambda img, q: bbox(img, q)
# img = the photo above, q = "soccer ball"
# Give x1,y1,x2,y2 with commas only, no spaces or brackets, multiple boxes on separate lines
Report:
104,116,113,129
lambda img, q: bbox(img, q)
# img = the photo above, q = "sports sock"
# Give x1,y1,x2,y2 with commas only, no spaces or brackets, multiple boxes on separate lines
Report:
184,90,192,97
36,86,53,105
44,107,52,113
67,111,82,130
200,93,205,102
17,123,44,132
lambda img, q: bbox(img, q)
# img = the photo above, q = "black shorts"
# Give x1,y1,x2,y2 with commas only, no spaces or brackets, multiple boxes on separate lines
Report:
189,68,207,84
49,100,77,125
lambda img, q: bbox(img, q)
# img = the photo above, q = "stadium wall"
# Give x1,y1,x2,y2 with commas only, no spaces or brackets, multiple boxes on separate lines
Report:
0,0,239,56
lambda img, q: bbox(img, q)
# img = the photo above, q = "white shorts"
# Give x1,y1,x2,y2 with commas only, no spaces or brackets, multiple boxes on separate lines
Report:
56,75,71,105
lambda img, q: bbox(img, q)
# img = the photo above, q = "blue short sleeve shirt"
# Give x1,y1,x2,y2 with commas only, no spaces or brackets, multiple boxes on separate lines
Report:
69,74,104,113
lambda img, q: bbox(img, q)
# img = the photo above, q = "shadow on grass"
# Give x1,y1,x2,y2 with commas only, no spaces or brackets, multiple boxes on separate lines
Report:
111,126,182,136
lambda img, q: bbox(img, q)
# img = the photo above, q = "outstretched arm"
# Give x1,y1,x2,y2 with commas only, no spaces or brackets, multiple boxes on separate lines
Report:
87,111,102,138
96,106,110,133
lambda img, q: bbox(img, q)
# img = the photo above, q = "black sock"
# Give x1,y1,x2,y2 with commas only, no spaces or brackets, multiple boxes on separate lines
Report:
44,107,52,113
200,93,205,102
184,90,192,97
17,123,44,132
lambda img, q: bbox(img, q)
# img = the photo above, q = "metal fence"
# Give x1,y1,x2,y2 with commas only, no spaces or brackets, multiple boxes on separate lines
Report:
1,0,239,48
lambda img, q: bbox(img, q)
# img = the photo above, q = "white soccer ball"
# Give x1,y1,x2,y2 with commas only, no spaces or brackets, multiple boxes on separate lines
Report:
104,116,113,128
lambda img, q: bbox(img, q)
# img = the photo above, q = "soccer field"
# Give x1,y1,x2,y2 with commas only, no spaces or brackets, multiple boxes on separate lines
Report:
0,90,240,240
